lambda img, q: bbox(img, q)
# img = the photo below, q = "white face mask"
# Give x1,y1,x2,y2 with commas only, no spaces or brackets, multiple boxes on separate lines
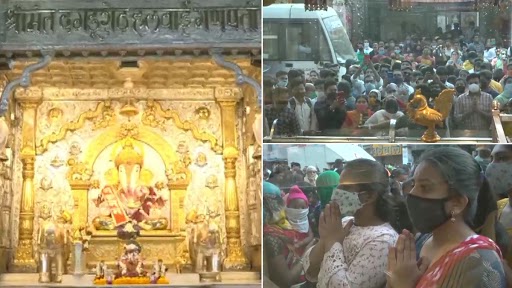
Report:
364,43,370,48
468,83,481,93
331,189,363,217
285,208,309,233
276,80,288,88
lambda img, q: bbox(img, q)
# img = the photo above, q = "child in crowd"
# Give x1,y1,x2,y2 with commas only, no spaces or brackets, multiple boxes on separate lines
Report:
285,186,315,256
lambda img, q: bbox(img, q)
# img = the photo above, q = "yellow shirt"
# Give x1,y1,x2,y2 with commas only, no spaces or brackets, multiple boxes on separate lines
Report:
463,60,474,71
490,80,503,93
498,199,512,266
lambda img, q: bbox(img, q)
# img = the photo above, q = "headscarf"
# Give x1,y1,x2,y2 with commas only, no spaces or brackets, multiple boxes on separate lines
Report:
286,185,309,206
316,171,340,209
263,181,291,229
368,89,382,101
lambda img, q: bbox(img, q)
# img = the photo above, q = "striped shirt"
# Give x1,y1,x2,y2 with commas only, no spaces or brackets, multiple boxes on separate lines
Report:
453,92,493,130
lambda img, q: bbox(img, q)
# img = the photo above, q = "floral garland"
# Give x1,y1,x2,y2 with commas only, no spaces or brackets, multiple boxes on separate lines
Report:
93,277,170,285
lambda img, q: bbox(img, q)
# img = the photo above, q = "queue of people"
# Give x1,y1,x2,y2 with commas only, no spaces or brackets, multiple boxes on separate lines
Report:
263,35,512,137
263,145,512,288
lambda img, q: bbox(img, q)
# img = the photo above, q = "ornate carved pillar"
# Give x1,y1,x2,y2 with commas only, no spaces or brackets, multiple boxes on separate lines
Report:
12,98,40,272
215,87,249,270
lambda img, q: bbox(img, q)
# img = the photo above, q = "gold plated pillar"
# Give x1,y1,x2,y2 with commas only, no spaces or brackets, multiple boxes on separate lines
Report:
12,100,39,272
215,88,249,270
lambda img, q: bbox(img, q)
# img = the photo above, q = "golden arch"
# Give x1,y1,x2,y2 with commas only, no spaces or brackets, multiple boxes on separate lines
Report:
83,125,179,172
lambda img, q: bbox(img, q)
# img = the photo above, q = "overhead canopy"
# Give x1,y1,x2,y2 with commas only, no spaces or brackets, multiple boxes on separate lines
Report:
324,144,375,163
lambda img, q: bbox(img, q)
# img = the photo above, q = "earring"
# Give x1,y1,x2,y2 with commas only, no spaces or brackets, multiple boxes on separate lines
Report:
450,211,456,222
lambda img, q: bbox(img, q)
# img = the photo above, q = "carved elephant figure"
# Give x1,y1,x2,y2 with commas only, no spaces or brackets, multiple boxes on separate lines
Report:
194,222,223,275
37,221,68,283
0,117,8,162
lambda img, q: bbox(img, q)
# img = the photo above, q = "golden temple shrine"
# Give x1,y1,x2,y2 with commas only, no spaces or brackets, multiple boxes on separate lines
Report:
0,0,262,287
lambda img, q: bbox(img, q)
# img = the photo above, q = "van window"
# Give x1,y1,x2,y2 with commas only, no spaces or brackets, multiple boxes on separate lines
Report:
263,21,331,62
323,16,356,62
263,22,280,60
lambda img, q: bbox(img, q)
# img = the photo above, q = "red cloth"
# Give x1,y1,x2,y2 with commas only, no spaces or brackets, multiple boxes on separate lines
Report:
417,235,502,288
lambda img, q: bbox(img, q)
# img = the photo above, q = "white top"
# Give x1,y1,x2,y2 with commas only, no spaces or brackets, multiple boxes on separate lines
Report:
364,110,404,125
303,217,398,288
287,97,318,131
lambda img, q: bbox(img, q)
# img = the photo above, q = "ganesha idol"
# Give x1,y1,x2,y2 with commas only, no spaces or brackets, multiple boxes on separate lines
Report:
91,139,168,231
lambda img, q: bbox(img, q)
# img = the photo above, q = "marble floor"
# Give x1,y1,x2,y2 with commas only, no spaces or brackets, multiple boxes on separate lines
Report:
0,272,261,288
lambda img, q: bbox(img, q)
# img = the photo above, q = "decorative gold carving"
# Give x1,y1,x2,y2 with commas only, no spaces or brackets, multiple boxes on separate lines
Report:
195,107,211,120
36,101,115,155
8,59,254,90
142,100,222,154
12,100,39,272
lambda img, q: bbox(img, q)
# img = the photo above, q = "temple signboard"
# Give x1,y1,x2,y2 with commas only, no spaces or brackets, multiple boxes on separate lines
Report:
369,145,403,157
0,0,261,52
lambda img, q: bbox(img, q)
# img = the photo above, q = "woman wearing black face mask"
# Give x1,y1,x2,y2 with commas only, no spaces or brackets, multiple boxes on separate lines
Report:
387,147,507,288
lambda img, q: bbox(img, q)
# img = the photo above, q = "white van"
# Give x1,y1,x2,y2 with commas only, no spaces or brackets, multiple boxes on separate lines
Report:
263,4,356,80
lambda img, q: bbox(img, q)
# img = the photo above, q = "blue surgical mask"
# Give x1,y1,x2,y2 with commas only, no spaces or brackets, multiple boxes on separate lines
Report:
395,50,401,54
379,50,385,55
276,80,288,88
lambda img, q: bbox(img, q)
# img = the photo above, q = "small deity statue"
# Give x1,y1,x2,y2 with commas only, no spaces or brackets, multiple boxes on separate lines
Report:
195,211,223,280
152,259,167,279
37,202,67,283
116,240,146,278
95,260,107,279
92,139,167,230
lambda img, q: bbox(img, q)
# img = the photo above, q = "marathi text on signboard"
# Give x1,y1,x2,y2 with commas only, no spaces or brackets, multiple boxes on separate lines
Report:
369,145,403,157
5,7,260,40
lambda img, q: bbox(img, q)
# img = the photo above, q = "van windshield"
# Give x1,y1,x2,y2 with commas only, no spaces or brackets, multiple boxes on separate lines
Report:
322,16,356,63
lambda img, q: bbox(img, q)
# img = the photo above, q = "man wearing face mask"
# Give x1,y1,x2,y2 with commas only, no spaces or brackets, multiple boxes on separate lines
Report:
287,80,318,133
363,40,373,55
372,47,388,64
454,73,493,130
454,78,467,96
314,78,347,132
302,158,404,288
275,71,288,88
264,87,301,136
391,68,414,104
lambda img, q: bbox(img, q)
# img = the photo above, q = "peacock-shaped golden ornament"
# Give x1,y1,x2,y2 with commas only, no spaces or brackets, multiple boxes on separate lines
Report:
407,89,455,143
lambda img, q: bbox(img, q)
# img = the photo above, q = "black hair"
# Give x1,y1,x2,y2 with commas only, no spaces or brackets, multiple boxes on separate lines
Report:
466,73,480,82
290,162,300,168
419,147,496,229
276,70,287,78
320,69,336,79
324,78,338,91
446,75,456,85
337,80,352,95
288,69,302,79
344,158,411,233
314,79,325,87
392,63,401,71
289,79,304,90
385,97,399,114
436,66,448,76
